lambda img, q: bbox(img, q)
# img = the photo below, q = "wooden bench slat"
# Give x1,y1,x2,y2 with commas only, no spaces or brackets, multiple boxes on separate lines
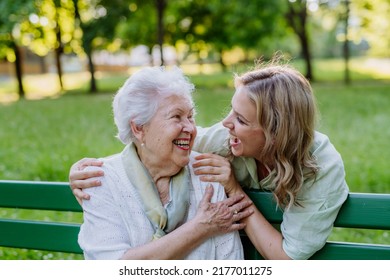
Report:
335,193,390,230
1,180,389,259
241,235,390,260
247,190,390,230
311,241,390,260
0,219,82,254
0,180,81,212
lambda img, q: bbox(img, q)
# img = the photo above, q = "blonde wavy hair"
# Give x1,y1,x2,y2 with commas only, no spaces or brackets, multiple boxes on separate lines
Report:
235,62,319,209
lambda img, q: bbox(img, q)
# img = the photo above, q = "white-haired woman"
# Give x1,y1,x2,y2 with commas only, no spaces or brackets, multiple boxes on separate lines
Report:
76,66,251,260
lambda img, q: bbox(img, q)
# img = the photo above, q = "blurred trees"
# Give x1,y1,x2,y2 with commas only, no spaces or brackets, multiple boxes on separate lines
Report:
0,0,36,97
353,0,390,57
0,0,389,99
72,0,130,92
172,0,285,71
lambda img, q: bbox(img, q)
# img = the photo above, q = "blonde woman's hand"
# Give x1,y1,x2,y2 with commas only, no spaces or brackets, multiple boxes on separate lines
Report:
69,158,104,204
192,153,241,195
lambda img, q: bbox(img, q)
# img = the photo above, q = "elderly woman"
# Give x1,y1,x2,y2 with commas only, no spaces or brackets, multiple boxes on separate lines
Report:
77,66,250,260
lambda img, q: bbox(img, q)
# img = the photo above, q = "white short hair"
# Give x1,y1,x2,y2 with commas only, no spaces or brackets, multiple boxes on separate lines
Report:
113,66,195,144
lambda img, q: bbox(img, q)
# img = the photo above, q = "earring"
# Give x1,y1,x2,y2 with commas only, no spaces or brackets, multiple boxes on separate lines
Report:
141,142,145,148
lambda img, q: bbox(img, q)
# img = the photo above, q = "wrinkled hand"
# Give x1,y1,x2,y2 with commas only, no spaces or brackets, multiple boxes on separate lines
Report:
195,184,253,236
69,158,104,203
192,153,240,195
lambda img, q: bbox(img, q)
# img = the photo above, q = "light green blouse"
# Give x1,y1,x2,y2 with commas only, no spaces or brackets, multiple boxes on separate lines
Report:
193,122,349,260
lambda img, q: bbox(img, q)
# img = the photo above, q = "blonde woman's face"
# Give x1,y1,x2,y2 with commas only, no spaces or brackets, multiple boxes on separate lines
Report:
222,87,265,160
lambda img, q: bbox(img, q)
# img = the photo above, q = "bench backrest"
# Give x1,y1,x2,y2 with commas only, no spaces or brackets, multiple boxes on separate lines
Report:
1,180,390,259
244,190,390,260
0,180,82,254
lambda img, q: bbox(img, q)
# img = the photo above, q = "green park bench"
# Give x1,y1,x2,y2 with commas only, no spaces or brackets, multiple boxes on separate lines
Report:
1,180,390,259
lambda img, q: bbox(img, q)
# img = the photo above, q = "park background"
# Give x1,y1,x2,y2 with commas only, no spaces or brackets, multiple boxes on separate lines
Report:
0,0,389,259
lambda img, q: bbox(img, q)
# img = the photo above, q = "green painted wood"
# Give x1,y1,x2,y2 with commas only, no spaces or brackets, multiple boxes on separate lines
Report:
246,190,390,230
335,193,390,230
246,191,283,224
0,180,82,212
311,242,390,260
244,190,390,259
240,235,264,260
243,238,390,260
0,180,389,259
0,219,82,254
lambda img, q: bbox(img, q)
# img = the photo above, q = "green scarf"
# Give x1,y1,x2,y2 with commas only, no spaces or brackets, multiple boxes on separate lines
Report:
121,143,191,240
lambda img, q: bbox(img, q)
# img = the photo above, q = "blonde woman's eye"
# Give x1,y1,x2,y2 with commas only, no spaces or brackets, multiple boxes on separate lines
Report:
237,116,246,125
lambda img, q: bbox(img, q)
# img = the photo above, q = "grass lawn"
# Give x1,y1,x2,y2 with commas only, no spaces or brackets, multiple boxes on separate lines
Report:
0,57,389,259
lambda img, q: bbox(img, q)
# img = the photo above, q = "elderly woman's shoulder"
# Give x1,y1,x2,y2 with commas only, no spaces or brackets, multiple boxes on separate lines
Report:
84,152,122,174
82,153,124,198
189,150,201,163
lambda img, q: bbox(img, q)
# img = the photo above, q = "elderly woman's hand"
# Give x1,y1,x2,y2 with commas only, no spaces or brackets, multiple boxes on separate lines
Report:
192,153,241,195
195,184,253,236
69,158,104,204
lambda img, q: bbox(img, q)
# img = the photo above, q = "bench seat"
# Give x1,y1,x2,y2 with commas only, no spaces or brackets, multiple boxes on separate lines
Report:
1,180,389,259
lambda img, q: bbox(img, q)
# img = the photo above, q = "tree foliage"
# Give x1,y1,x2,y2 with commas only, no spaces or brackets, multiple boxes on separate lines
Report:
171,0,286,69
0,0,389,98
352,0,390,57
0,0,37,97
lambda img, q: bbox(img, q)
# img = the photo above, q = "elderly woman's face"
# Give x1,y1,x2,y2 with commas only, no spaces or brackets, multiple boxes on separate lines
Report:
142,94,197,169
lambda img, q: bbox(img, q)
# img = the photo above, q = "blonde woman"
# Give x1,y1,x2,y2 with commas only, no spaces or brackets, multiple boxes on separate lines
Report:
193,63,348,259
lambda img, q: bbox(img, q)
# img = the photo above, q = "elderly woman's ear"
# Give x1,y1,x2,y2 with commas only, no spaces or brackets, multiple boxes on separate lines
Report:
130,120,144,144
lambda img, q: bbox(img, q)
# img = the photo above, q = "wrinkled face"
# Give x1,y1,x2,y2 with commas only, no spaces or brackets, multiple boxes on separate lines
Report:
222,87,265,160
142,94,197,169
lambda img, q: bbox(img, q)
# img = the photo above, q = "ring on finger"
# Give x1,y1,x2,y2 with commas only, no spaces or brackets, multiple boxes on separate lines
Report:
233,209,238,215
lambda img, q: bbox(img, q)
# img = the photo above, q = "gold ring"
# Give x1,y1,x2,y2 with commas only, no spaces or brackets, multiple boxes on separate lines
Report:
233,210,238,215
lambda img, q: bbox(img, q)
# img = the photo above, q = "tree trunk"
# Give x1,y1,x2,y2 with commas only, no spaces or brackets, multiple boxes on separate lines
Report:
39,56,47,74
197,50,204,74
156,0,166,66
343,0,351,85
55,40,64,90
286,1,314,81
73,0,96,93
54,0,64,90
87,50,97,93
299,23,313,81
218,49,227,72
11,41,25,98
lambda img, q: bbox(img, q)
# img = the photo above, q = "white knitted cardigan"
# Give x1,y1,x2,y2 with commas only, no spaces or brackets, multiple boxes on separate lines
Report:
78,150,244,260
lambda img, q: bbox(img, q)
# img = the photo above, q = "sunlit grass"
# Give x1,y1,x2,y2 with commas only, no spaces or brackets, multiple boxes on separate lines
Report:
351,58,390,79
0,72,91,103
2,57,389,105
293,57,390,81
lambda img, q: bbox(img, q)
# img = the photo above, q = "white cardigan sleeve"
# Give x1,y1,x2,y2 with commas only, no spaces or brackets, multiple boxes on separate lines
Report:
78,165,131,260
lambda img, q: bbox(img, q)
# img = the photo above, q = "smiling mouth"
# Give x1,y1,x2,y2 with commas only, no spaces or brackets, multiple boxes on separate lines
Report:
173,139,191,150
229,136,240,147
